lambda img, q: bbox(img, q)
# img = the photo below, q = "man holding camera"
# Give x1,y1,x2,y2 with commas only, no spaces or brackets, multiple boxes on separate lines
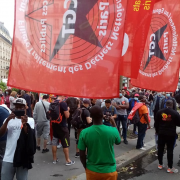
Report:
0,98,35,180
102,100,117,126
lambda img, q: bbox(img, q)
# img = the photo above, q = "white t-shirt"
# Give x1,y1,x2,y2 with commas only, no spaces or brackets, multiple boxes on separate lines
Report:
3,117,35,163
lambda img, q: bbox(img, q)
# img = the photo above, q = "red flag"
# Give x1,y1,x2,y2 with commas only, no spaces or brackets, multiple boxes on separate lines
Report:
120,0,159,78
8,0,127,98
131,0,180,92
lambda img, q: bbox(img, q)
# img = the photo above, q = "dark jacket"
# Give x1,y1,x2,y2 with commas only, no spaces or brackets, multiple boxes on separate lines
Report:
23,94,32,117
155,108,180,136
161,97,177,111
0,106,10,142
81,105,92,128
13,123,36,169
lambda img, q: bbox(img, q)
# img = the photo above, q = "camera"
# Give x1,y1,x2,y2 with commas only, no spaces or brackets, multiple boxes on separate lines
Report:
104,111,112,122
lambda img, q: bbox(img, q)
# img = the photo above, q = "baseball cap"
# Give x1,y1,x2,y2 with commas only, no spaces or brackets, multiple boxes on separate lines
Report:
83,99,90,105
13,98,26,105
134,94,139,97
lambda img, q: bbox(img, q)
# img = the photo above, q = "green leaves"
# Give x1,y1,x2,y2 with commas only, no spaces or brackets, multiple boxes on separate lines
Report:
0,81,7,92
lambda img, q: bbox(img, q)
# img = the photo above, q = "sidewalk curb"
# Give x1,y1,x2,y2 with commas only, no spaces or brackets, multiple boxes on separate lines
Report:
116,139,156,170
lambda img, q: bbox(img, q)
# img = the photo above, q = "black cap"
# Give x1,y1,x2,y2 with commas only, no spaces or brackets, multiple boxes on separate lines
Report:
83,99,90,105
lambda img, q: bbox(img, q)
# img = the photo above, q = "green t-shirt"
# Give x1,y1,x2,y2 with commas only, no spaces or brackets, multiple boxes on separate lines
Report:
78,124,121,173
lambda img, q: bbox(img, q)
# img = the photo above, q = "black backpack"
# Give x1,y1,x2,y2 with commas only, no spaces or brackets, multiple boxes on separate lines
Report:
131,111,140,124
129,109,144,124
71,108,86,129
49,101,62,123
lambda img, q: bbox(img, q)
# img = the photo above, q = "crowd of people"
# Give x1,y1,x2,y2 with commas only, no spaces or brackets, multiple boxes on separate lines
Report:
0,88,180,180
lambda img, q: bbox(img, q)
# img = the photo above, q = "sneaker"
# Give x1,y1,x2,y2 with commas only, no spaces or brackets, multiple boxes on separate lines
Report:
167,167,178,173
42,148,49,153
66,161,75,166
75,152,80,158
57,144,62,149
47,141,52,145
143,144,147,147
140,147,146,150
124,140,128,145
53,159,59,164
158,164,164,170
36,146,40,151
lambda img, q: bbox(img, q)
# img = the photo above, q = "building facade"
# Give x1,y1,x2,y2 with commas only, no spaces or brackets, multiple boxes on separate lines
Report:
0,22,12,81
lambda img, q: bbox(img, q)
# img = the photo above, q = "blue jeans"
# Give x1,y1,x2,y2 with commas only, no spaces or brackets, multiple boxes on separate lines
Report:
136,122,147,149
115,115,127,140
133,124,137,133
1,161,28,180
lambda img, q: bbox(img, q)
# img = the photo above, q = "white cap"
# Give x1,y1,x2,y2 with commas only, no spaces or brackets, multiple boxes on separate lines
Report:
13,98,26,105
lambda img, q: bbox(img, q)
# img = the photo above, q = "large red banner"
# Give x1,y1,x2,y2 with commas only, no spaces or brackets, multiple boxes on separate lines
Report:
131,0,180,92
8,0,127,98
120,0,159,78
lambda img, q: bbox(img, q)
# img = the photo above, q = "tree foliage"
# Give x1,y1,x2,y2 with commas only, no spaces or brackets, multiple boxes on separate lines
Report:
0,81,7,92
11,88,20,93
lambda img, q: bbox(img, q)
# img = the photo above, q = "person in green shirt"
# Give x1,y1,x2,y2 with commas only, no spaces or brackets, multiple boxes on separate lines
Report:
78,105,121,180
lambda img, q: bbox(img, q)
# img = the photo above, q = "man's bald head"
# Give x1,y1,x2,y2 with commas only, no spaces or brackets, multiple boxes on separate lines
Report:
166,100,173,108
90,105,103,123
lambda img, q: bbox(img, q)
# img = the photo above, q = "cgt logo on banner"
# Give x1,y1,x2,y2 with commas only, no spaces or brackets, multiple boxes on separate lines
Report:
8,0,127,98
131,0,180,92
119,0,158,79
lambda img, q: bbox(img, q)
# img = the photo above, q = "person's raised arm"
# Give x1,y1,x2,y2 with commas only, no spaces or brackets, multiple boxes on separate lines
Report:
21,115,28,134
0,113,15,137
